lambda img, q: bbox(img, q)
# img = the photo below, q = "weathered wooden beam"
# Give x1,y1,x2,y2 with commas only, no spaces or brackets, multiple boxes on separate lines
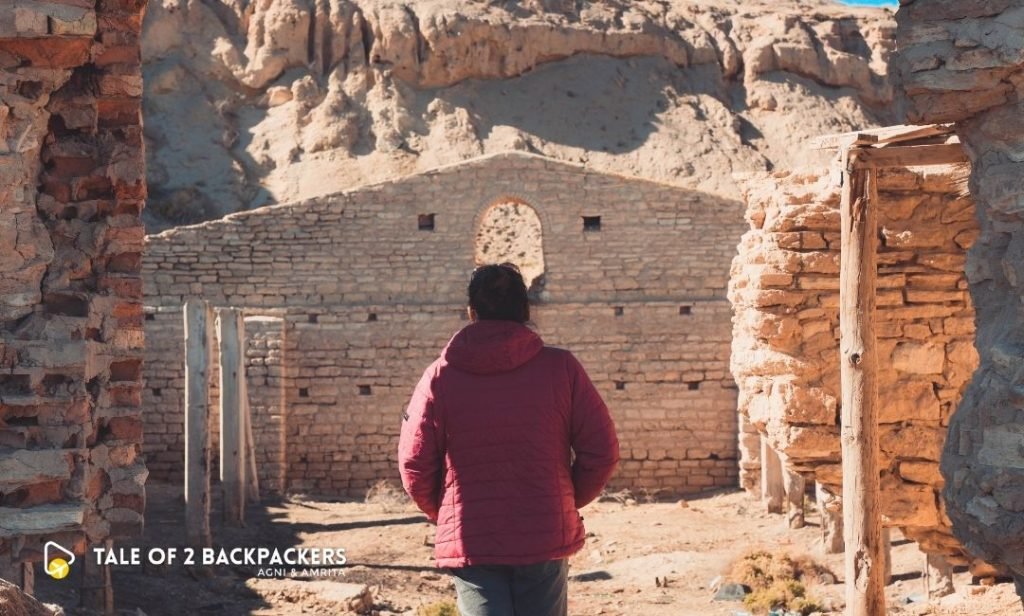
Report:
217,308,246,526
925,552,954,599
184,299,212,549
80,539,113,613
760,438,784,514
852,143,967,168
784,470,806,529
816,483,844,554
809,123,953,150
839,157,886,615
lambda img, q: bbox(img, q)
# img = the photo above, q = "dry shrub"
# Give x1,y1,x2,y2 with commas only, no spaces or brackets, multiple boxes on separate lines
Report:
730,550,830,615
417,599,459,616
364,480,411,512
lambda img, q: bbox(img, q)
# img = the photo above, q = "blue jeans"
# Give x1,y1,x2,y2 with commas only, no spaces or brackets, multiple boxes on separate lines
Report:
446,559,569,616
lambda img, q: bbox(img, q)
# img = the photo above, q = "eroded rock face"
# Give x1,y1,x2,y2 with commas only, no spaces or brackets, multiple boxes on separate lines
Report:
729,164,978,560
141,0,897,230
897,0,1024,588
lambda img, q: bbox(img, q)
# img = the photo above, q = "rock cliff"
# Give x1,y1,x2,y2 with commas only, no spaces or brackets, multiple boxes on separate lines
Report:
141,0,897,230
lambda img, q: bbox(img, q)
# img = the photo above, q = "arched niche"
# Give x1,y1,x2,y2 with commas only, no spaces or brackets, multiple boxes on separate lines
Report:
474,199,546,293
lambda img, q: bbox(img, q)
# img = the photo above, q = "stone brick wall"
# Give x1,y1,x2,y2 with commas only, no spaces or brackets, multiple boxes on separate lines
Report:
729,165,978,559
0,0,147,572
143,153,745,497
897,0,1024,585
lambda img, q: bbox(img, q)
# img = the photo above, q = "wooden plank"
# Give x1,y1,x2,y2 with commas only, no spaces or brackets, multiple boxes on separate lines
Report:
79,539,113,613
839,159,886,615
760,438,784,514
852,143,967,168
784,470,806,529
184,299,212,549
816,483,844,554
242,318,260,504
809,123,953,150
217,308,245,526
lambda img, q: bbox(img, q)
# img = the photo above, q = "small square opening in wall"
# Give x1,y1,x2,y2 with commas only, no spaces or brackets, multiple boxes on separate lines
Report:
613,306,624,317
359,385,372,396
367,313,378,322
615,381,626,391
582,216,602,232
687,381,701,391
152,388,162,397
144,313,155,321
308,314,318,323
418,213,436,231
679,305,692,316
298,387,309,398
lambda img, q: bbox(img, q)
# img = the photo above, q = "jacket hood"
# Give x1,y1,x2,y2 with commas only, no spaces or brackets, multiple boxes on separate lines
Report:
442,320,544,375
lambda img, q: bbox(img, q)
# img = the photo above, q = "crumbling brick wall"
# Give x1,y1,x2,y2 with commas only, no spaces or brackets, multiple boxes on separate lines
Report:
142,153,745,497
729,165,977,560
897,0,1024,587
0,0,147,575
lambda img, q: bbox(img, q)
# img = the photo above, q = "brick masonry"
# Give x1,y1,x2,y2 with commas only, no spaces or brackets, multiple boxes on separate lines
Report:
729,164,978,560
0,0,148,570
143,153,746,497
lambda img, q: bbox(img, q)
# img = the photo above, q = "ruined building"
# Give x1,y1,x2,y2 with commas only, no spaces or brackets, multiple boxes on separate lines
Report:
729,157,979,563
142,153,745,497
897,0,1024,593
0,0,148,596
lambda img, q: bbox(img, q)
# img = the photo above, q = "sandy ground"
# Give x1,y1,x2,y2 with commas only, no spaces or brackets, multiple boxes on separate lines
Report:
32,482,1022,615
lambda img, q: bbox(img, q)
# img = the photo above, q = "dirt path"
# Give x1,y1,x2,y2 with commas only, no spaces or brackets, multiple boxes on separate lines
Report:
32,483,1022,615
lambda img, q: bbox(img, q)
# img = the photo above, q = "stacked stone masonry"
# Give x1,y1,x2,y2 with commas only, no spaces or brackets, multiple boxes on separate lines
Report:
0,0,148,574
729,164,978,560
897,0,1024,587
143,153,745,497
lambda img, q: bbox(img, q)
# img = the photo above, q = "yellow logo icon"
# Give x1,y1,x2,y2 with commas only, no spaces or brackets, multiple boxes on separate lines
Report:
46,558,70,579
44,541,75,580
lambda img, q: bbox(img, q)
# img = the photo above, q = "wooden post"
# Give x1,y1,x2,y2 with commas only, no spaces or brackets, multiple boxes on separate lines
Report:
80,539,113,614
244,380,260,503
760,437,784,514
816,483,845,554
184,299,212,548
20,562,33,596
882,527,892,584
217,308,246,526
784,470,806,529
925,553,954,599
838,155,885,614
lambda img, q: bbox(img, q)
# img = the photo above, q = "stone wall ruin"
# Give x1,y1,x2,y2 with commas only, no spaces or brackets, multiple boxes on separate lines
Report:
142,153,745,497
729,163,979,560
0,0,148,587
897,0,1024,589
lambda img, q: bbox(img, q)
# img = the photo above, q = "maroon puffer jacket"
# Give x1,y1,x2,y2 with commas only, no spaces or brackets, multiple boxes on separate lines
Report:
398,320,619,567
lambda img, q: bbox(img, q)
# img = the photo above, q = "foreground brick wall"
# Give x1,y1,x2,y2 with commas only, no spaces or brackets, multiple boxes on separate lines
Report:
0,0,147,572
729,165,977,559
143,153,745,497
897,0,1024,586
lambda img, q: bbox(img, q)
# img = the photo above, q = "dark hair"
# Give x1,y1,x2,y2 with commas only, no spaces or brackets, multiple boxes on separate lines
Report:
468,263,530,323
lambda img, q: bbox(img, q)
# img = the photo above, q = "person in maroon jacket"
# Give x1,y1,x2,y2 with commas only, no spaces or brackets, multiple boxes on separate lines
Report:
398,263,620,616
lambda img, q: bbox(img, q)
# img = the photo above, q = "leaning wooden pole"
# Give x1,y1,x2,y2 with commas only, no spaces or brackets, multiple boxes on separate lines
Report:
838,154,885,615
184,299,213,549
217,308,246,526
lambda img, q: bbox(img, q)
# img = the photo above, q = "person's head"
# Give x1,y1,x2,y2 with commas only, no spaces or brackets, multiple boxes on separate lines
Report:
467,263,530,323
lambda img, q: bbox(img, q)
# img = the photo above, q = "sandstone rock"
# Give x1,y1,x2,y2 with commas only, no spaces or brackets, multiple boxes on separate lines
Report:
139,0,898,229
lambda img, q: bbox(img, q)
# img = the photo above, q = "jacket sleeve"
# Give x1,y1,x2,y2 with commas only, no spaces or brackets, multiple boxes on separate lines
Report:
398,364,445,522
568,354,619,508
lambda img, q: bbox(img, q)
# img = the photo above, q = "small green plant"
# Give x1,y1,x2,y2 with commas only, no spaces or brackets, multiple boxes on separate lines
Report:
417,599,459,616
